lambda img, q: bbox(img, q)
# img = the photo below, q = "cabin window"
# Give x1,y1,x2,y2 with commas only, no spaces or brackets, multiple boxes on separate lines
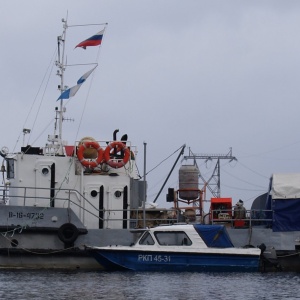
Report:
6,159,14,179
42,167,49,175
90,190,98,197
114,190,122,198
139,232,155,245
154,231,192,246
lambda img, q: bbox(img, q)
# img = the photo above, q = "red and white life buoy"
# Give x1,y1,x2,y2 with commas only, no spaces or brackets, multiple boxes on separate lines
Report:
77,141,103,169
104,141,130,168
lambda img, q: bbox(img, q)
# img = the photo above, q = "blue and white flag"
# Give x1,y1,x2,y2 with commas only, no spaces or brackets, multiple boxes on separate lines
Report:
57,66,97,101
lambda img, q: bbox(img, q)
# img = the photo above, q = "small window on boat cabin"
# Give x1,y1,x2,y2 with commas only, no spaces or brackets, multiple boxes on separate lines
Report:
139,232,155,245
155,231,192,246
114,190,122,198
6,159,14,179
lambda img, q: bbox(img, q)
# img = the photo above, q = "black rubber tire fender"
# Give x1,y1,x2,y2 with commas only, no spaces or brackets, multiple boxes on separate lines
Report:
58,223,79,244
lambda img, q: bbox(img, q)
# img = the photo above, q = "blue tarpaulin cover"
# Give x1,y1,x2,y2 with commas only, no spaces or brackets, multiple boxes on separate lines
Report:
193,225,234,248
267,173,300,232
272,199,300,231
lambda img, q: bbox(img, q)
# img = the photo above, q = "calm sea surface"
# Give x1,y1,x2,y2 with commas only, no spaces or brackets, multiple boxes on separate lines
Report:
0,270,299,300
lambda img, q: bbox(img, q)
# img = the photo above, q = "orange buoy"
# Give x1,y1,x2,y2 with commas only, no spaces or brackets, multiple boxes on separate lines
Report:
77,141,103,169
104,141,130,168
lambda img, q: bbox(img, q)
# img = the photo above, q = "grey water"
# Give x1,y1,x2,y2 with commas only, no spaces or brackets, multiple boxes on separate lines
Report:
0,271,299,300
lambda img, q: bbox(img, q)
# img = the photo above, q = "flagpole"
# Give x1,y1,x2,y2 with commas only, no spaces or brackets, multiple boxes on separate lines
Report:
68,22,108,27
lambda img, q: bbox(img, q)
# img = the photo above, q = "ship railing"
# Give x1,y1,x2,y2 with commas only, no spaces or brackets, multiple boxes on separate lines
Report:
0,186,179,228
129,208,181,228
210,208,273,228
1,186,274,228
0,185,103,220
46,141,138,158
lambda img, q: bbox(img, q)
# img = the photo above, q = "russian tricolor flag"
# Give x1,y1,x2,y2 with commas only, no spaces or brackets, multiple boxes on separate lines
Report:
75,29,105,49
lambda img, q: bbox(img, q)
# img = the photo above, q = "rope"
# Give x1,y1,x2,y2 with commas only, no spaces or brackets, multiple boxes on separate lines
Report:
13,48,57,152
3,233,86,255
74,24,108,142
145,145,184,177
277,251,300,258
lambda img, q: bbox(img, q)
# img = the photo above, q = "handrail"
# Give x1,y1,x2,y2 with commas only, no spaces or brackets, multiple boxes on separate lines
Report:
0,186,274,229
210,208,273,227
0,185,179,229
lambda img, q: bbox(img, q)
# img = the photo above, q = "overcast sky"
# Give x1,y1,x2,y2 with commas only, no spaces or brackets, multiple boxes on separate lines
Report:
1,1,300,210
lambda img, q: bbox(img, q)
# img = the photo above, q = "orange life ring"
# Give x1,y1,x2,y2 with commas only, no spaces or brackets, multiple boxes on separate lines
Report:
77,141,103,169
104,141,130,168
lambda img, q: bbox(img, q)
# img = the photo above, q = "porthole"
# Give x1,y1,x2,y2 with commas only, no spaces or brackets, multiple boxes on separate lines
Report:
114,190,122,198
90,190,98,198
42,167,49,175
11,239,18,247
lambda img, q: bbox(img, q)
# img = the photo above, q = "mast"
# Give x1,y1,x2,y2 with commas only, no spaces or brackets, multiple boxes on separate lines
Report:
51,19,106,156
55,18,68,155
